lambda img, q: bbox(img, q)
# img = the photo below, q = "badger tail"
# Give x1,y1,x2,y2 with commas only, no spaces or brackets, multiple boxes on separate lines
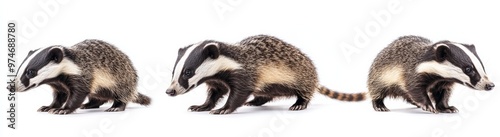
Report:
317,86,366,101
134,93,151,106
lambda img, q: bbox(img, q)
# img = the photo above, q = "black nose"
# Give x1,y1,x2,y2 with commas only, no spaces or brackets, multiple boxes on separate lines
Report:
166,89,176,96
485,83,495,91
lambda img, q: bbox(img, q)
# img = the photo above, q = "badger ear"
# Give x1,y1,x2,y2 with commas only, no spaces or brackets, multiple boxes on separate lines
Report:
468,44,476,51
204,43,219,59
435,44,450,62
48,47,64,63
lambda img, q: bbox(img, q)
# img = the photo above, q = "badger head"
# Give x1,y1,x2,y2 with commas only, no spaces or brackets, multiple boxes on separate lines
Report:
15,46,81,92
165,41,241,96
417,41,494,91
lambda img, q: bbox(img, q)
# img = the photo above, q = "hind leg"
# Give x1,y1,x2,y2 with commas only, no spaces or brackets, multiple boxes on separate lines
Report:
106,100,127,112
92,88,127,112
370,87,390,112
244,96,273,106
372,98,389,112
81,98,107,109
290,95,310,111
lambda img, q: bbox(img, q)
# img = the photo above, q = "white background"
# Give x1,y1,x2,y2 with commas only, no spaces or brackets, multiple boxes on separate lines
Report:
1,0,499,137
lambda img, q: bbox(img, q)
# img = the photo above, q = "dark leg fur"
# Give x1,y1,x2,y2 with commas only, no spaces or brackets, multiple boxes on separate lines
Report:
39,85,68,112
210,90,252,115
371,86,390,112
408,85,438,113
244,96,273,106
81,98,107,109
106,100,127,112
189,82,229,112
402,94,420,108
372,98,389,112
290,95,309,111
49,76,90,115
210,72,253,115
432,82,458,113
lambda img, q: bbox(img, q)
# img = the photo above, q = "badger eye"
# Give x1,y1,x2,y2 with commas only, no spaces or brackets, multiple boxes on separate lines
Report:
464,67,473,74
26,69,37,78
184,69,194,77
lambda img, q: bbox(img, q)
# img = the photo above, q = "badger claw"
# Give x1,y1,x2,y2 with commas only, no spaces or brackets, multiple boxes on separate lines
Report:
210,108,234,115
38,106,54,112
420,104,438,114
48,108,74,115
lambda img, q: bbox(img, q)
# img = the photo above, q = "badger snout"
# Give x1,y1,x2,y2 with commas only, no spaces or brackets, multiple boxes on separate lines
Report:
166,89,177,96
14,79,28,92
485,83,495,91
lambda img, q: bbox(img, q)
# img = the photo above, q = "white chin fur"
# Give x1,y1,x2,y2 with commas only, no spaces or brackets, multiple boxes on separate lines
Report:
169,81,189,95
15,81,27,92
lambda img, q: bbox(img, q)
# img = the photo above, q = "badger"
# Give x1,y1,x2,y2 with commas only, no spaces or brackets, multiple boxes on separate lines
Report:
15,39,151,115
166,34,365,115
368,35,494,113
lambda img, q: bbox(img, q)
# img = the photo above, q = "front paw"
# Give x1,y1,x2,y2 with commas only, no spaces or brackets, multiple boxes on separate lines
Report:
38,106,54,112
105,107,125,112
48,108,74,115
438,106,459,113
419,104,438,114
210,108,234,115
189,105,213,112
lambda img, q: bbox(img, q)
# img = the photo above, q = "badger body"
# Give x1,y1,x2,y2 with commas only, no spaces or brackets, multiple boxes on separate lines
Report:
368,35,494,113
15,39,151,114
166,35,365,115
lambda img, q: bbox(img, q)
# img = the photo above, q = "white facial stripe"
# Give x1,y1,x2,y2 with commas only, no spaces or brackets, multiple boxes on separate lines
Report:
172,43,199,83
186,56,241,93
453,43,486,78
29,57,82,86
416,60,470,84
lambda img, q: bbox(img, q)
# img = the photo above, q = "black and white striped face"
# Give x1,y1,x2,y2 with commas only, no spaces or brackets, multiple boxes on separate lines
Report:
165,41,241,96
15,46,81,92
417,41,494,91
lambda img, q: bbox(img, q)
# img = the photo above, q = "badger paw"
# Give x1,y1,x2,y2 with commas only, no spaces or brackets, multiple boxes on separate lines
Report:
438,106,459,113
38,106,54,112
210,108,234,115
419,104,438,114
105,107,125,112
48,108,74,115
189,105,213,112
374,106,390,112
289,104,307,111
